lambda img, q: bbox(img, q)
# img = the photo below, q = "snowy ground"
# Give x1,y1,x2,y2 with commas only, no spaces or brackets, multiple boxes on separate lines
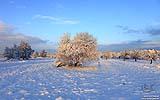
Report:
0,59,160,100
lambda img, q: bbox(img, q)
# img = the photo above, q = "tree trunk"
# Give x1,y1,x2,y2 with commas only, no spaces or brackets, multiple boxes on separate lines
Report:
74,62,79,67
135,58,137,62
150,59,152,64
123,58,125,61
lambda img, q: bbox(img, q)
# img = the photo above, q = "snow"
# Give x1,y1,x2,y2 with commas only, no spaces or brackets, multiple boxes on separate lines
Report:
0,59,160,100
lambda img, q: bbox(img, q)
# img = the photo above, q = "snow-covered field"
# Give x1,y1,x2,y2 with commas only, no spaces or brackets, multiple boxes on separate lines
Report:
0,59,160,100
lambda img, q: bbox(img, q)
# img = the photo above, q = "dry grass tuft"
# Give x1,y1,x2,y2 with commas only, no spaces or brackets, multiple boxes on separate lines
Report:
156,64,160,69
62,66,97,71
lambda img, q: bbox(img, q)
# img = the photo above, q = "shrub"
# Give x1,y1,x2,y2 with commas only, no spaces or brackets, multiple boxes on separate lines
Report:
39,50,47,57
32,51,39,58
120,50,130,61
130,50,141,62
56,32,99,67
145,49,158,64
3,41,34,60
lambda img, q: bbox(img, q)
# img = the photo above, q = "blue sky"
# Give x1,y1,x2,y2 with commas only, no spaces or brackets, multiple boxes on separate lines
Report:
0,0,160,51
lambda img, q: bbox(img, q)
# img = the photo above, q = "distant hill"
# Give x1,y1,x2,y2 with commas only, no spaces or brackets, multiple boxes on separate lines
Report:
34,48,57,54
1,44,159,54
98,44,160,52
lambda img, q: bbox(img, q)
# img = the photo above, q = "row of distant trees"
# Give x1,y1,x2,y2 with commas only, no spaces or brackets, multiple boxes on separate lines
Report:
3,41,48,60
101,49,160,64
32,50,47,58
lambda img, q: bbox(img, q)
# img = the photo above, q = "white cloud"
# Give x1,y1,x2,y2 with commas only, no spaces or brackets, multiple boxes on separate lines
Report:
99,39,160,51
0,21,14,33
33,15,59,21
0,21,55,53
33,14,80,25
58,20,80,24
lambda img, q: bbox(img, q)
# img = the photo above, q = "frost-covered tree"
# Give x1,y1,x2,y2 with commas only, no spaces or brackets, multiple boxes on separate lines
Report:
40,50,47,57
71,32,98,66
18,41,33,60
3,47,12,60
3,41,34,60
146,49,158,64
32,51,39,58
101,52,113,60
56,33,72,65
121,50,130,61
158,50,160,59
130,50,141,62
12,44,20,59
56,32,99,67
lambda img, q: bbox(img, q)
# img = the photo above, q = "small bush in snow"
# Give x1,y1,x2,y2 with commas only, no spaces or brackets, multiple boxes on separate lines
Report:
32,50,48,58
